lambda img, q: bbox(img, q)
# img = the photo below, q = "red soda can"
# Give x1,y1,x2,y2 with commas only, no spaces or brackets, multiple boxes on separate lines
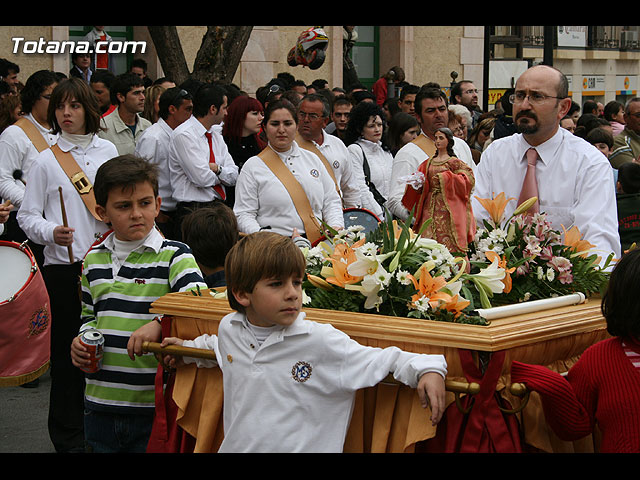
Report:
79,328,104,374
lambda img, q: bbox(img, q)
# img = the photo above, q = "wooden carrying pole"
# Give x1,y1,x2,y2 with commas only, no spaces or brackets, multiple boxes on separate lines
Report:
142,341,493,396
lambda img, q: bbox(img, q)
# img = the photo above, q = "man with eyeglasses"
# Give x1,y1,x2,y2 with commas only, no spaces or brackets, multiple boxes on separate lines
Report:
135,87,193,239
296,93,362,209
609,98,640,168
451,80,482,133
472,65,620,265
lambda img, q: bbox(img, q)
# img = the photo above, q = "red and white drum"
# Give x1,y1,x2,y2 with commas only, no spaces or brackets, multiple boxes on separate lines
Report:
0,240,51,386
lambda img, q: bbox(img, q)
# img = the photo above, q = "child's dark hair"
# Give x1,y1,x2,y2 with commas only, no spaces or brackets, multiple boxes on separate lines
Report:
601,247,640,339
94,154,159,207
224,232,306,313
617,162,640,195
585,127,613,150
181,203,239,270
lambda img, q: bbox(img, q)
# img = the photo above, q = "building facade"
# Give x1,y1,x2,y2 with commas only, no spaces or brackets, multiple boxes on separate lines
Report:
1,26,638,111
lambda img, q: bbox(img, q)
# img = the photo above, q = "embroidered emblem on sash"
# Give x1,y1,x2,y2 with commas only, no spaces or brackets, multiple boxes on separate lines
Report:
291,360,312,383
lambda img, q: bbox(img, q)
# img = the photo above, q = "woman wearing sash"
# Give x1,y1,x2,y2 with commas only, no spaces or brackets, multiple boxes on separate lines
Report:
403,127,475,254
233,99,343,244
17,77,117,453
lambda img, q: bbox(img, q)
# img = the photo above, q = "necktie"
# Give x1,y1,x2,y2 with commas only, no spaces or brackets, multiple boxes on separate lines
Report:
205,132,226,201
518,148,540,214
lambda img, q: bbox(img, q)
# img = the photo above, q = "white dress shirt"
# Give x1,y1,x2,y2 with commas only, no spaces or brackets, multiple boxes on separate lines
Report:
17,134,116,265
472,127,621,261
233,142,344,237
182,310,448,453
313,130,363,208
347,138,394,219
168,115,238,204
0,113,59,208
387,132,476,220
135,117,178,212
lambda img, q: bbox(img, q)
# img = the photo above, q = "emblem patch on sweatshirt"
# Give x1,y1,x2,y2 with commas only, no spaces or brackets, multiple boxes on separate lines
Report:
291,361,312,383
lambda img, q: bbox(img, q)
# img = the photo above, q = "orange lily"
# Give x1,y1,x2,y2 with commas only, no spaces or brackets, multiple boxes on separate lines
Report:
562,225,596,259
325,238,366,287
474,192,515,225
485,251,516,294
440,294,471,318
409,265,453,310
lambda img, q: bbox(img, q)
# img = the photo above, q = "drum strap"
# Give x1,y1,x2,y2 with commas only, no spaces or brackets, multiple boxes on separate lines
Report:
295,133,342,200
15,117,49,153
257,146,323,244
50,144,102,221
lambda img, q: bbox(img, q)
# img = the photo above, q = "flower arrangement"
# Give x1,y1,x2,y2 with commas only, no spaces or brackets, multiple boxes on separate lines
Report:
468,193,613,308
302,213,500,325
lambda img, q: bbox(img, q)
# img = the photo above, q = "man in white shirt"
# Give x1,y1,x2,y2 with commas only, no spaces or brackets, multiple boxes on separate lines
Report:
472,65,621,263
296,93,362,209
99,73,151,155
135,87,193,239
387,85,476,220
168,83,238,240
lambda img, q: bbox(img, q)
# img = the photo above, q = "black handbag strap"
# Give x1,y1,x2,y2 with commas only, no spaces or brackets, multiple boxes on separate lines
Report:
358,143,386,207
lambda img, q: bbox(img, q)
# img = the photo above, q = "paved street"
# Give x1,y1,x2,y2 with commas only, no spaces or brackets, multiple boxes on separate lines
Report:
0,369,56,453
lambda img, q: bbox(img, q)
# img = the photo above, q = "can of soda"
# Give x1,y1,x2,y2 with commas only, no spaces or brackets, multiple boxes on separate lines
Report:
79,328,104,374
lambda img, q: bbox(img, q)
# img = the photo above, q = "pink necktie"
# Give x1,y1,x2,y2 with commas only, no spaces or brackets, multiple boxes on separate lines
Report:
518,148,540,214
205,132,226,201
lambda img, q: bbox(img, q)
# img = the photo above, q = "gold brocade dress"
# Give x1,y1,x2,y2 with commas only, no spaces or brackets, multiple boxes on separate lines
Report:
415,156,476,254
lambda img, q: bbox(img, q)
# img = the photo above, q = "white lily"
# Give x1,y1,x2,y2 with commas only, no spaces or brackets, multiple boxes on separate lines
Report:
347,247,396,277
470,257,506,295
346,275,384,309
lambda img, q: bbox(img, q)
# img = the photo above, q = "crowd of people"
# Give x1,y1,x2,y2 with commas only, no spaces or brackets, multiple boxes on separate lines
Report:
0,52,639,453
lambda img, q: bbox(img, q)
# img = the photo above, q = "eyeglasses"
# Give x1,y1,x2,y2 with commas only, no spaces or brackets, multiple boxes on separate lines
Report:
509,91,566,105
463,89,478,95
298,111,322,121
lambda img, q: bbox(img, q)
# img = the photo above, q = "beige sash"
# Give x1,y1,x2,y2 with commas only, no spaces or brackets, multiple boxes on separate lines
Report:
257,147,323,243
50,144,102,221
295,132,342,199
412,133,436,160
15,117,49,153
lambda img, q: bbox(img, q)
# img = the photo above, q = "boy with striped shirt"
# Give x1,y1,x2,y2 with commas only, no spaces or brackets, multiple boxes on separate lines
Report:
70,154,206,453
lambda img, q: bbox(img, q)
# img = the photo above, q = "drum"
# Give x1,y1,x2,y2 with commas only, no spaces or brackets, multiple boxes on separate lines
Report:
342,207,381,234
0,240,51,386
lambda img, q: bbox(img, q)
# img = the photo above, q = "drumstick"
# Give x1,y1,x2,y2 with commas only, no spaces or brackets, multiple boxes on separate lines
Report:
58,186,74,263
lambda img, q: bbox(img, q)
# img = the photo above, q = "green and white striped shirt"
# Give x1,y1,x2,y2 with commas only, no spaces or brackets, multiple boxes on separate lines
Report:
79,227,206,413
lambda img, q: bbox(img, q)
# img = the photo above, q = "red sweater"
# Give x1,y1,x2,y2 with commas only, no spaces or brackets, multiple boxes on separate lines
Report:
511,337,640,453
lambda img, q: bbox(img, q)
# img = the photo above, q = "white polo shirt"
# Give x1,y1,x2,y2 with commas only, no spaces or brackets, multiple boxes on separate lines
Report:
312,130,363,208
0,113,59,207
183,310,447,453
17,134,115,265
233,142,344,237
